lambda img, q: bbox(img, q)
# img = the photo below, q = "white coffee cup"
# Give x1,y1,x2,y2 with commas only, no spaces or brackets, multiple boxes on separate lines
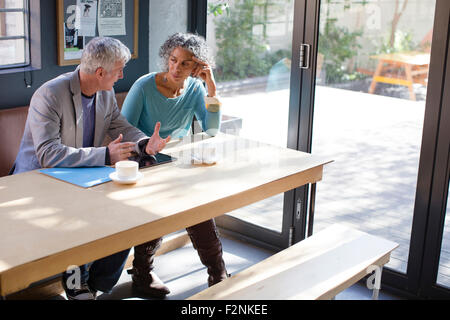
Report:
115,160,138,180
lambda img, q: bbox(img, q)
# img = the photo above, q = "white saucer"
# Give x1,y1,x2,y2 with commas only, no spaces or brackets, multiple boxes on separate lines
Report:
109,171,143,184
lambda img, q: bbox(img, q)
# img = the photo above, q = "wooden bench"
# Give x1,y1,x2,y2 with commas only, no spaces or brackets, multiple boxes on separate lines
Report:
188,224,398,300
368,52,430,101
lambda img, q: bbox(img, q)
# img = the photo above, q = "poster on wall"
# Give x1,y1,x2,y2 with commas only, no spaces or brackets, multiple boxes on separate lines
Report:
98,0,126,36
64,4,85,61
75,0,98,37
57,0,138,66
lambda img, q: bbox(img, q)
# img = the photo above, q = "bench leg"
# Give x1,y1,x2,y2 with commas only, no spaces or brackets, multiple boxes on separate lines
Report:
404,64,416,101
369,60,384,94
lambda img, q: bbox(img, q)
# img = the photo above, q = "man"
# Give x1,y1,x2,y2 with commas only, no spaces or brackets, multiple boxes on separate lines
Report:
12,37,170,300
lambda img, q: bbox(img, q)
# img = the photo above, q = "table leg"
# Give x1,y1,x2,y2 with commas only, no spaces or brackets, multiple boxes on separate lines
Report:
367,265,383,300
307,183,317,237
369,60,384,94
404,64,416,101
372,267,383,300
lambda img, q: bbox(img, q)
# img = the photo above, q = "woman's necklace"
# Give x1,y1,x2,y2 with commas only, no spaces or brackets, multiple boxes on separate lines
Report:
160,73,185,98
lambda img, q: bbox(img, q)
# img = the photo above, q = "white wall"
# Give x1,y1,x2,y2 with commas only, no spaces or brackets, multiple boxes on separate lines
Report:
149,0,188,73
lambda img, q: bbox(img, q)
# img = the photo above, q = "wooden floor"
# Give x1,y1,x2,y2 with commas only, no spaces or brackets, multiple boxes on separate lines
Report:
219,85,450,290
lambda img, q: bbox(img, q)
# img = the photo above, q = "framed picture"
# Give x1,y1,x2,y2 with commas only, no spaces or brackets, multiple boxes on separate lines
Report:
56,0,139,66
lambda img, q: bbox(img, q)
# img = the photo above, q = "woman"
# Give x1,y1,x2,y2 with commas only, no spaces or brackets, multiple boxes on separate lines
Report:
121,33,227,298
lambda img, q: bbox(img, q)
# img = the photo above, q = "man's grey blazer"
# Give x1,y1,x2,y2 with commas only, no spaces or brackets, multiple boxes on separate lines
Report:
13,68,147,174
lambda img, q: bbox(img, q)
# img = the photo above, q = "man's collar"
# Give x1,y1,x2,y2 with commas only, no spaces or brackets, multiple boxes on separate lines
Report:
69,66,82,96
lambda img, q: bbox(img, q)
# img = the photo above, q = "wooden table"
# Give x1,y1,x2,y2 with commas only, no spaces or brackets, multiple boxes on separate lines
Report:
0,134,332,297
369,52,430,101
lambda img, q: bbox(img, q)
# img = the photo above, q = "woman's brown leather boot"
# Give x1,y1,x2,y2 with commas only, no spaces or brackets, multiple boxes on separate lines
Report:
128,238,171,298
187,219,229,286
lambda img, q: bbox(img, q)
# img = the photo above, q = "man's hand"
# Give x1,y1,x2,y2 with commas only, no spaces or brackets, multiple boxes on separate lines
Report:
108,134,137,165
145,122,171,155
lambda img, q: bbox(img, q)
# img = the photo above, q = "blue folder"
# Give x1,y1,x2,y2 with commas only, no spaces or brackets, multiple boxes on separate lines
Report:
39,166,115,188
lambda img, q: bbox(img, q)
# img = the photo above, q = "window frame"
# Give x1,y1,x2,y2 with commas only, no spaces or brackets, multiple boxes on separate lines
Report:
0,0,40,74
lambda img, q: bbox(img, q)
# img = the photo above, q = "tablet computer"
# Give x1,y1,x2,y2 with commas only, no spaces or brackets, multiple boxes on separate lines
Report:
130,152,176,169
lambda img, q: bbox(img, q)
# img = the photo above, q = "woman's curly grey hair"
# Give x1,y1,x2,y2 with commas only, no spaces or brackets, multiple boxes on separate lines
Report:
159,33,215,71
81,37,131,74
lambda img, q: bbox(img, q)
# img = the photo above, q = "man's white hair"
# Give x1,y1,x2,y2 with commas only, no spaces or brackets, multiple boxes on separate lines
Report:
80,37,131,74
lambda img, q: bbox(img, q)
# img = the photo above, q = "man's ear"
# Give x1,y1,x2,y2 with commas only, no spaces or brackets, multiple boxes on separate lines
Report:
95,67,104,79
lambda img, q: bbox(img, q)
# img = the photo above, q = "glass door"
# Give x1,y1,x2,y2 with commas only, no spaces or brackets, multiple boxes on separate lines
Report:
206,0,304,249
301,0,450,298
420,132,450,297
437,184,450,289
419,17,450,295
309,0,436,274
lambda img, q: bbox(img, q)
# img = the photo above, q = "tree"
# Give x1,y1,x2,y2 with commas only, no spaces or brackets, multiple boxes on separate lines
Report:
389,0,409,48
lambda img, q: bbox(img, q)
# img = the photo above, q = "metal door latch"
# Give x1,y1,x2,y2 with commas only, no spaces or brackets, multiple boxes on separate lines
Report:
296,198,302,220
299,44,311,69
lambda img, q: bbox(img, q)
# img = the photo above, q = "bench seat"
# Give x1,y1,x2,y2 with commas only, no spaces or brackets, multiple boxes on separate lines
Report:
188,224,398,300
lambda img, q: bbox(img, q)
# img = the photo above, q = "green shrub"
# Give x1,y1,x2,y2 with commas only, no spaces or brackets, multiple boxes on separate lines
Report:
318,19,363,84
212,0,291,82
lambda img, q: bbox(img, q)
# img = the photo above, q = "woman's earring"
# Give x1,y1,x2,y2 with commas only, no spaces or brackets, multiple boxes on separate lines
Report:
163,75,168,83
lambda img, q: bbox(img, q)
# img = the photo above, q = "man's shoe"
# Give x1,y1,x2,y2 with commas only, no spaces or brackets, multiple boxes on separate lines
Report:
64,283,97,300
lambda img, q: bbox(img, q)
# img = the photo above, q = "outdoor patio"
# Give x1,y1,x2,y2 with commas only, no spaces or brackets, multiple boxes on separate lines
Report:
216,84,450,288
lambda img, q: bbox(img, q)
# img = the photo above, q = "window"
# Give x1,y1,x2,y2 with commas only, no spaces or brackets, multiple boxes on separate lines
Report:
0,0,39,73
0,0,29,68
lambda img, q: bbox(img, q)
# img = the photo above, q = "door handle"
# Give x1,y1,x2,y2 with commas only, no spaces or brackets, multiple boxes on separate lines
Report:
299,44,311,69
